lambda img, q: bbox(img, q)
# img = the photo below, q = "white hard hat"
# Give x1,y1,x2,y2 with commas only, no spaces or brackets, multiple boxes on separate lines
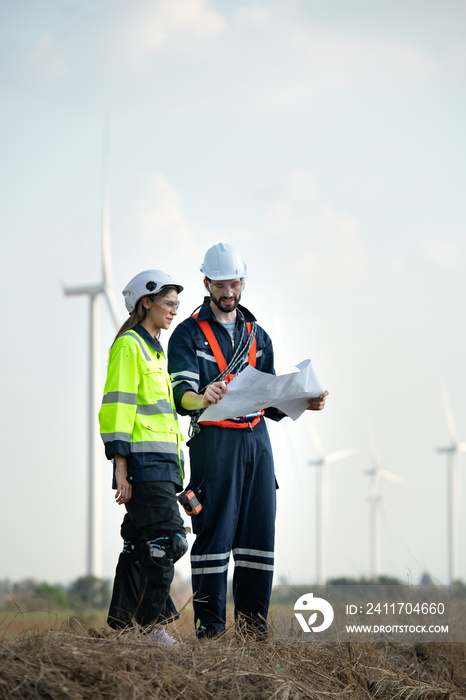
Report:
122,270,183,313
200,242,247,281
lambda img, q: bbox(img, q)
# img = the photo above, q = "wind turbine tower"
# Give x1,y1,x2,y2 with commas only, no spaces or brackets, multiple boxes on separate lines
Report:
63,132,120,577
365,437,407,583
437,387,466,584
308,422,357,586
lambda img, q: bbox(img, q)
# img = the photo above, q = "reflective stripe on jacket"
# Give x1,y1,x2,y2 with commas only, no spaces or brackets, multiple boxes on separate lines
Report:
99,325,184,488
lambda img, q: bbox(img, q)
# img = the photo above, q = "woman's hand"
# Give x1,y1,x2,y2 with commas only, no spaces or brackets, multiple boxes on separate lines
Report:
114,454,132,505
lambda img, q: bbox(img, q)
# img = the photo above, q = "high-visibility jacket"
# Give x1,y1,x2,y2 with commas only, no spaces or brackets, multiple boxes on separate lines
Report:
99,324,184,489
167,303,283,426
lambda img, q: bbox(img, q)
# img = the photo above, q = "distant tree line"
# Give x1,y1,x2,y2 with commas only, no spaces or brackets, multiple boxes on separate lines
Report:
327,575,402,585
2,574,464,613
0,576,112,612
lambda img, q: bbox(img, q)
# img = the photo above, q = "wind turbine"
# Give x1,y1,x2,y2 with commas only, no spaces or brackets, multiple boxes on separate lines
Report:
436,386,466,584
308,422,357,586
365,437,407,583
63,130,120,577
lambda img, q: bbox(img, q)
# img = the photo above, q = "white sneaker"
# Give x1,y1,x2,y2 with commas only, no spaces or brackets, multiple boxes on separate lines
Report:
148,625,180,648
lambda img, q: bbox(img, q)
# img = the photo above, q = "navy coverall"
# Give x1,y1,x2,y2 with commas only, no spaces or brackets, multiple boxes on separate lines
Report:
168,303,282,637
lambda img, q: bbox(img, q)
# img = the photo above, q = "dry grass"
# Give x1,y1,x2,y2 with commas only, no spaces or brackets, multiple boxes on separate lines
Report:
0,614,465,700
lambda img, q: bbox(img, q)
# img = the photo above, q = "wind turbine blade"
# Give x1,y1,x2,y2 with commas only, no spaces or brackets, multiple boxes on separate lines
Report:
441,384,459,448
309,421,327,462
101,120,112,288
99,119,121,332
326,447,357,464
104,288,121,331
379,468,408,486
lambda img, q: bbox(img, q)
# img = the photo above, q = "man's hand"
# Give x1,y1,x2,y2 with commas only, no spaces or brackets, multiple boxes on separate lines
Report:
306,390,329,411
203,381,228,407
181,384,227,412
114,454,132,505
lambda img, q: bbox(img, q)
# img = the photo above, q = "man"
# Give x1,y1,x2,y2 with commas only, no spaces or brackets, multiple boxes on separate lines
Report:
168,242,328,638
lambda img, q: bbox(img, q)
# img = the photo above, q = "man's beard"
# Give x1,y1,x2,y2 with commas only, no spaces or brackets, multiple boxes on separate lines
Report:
211,293,241,313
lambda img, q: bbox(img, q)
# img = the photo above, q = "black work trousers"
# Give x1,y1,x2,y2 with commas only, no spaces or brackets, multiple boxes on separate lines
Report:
107,480,185,629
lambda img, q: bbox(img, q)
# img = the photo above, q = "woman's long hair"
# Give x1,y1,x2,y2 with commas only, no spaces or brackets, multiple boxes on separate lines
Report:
112,286,177,346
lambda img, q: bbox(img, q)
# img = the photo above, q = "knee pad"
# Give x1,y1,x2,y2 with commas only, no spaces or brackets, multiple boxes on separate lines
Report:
146,533,188,563
123,538,168,564
147,537,171,561
170,532,188,563
126,533,188,564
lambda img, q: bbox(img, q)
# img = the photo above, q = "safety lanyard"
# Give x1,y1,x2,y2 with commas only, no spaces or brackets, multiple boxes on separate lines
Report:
193,316,257,382
189,313,262,433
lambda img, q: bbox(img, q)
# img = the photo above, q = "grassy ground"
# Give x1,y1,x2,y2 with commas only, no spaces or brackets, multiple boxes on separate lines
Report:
1,608,465,699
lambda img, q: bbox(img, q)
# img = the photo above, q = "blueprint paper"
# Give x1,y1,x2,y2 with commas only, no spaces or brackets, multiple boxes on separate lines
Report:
200,359,324,422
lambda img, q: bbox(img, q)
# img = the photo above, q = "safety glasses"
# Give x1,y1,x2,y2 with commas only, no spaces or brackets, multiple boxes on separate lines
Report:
208,279,244,293
155,297,180,312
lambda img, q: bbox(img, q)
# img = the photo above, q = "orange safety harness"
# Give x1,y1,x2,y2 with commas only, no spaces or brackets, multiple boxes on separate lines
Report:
193,314,264,429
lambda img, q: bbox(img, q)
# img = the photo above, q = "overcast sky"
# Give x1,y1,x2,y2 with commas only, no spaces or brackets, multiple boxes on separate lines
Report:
1,0,465,588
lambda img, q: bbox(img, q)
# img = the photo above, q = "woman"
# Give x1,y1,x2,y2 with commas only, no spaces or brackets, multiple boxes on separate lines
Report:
99,269,187,647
